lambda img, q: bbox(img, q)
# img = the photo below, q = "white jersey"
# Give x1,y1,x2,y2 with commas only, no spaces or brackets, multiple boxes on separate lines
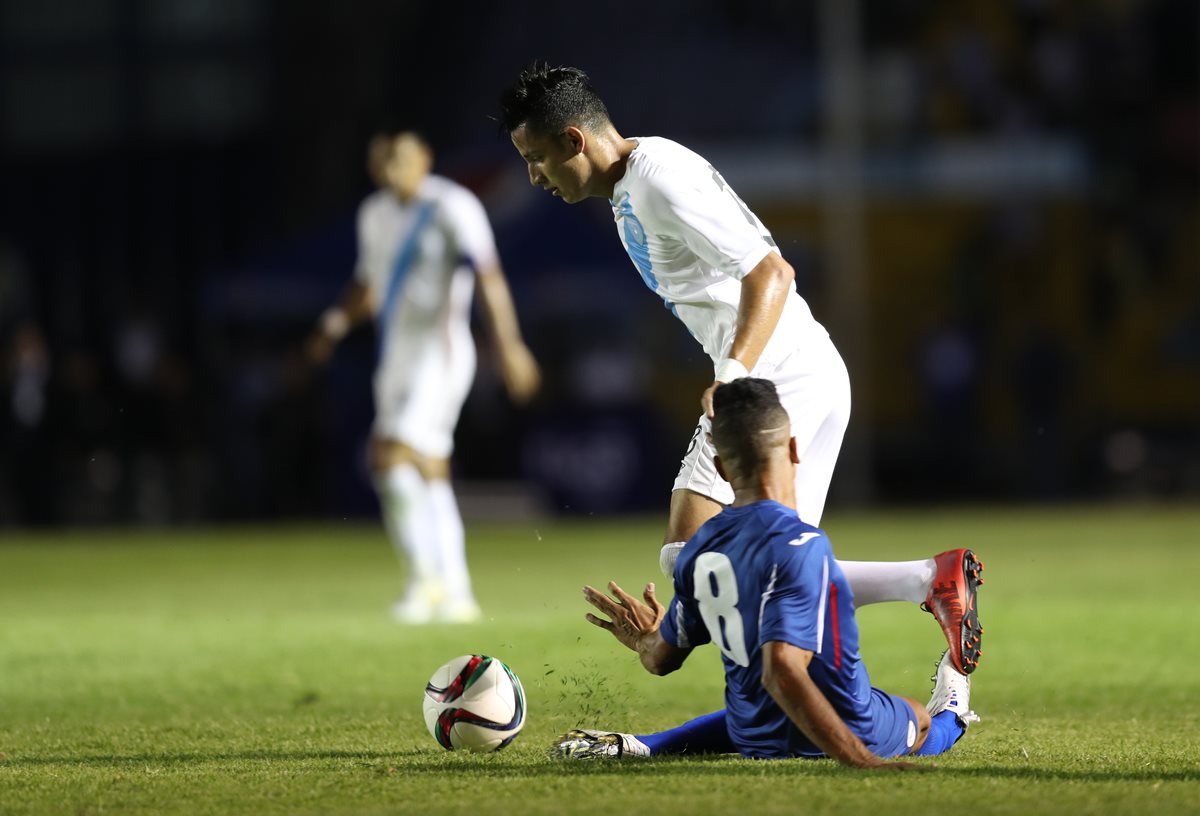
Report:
355,174,497,455
611,137,827,370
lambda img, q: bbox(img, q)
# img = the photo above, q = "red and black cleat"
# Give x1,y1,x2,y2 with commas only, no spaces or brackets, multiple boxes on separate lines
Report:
922,549,985,675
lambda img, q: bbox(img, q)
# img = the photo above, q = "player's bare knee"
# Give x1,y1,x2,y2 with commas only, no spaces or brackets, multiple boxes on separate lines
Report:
369,436,421,475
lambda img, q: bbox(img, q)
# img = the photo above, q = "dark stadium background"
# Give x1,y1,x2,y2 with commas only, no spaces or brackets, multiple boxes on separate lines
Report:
1,0,1196,525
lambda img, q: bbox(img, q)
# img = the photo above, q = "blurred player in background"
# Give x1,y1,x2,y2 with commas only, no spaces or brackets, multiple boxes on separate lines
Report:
499,64,982,753
308,130,540,624
565,378,978,763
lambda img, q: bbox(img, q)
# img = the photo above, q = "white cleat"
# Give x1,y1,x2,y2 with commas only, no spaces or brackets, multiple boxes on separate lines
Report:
553,729,650,759
390,581,445,625
391,592,439,624
390,595,436,624
926,650,981,728
436,599,483,624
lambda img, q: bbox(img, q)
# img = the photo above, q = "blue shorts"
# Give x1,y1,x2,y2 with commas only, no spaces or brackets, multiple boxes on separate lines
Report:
784,687,919,759
858,688,921,758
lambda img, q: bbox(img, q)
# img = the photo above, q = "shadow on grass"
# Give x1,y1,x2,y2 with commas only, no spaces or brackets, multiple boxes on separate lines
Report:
5,751,1197,784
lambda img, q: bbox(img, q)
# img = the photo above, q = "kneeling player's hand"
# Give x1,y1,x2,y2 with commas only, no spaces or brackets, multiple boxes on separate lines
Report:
869,760,930,772
583,581,665,652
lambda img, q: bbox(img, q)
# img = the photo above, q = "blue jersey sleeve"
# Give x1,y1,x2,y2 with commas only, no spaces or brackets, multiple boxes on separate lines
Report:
659,593,711,650
757,534,832,653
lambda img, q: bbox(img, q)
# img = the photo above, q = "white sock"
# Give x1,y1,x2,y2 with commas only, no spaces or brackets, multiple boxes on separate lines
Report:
375,464,441,599
837,559,936,606
428,478,475,606
660,542,687,577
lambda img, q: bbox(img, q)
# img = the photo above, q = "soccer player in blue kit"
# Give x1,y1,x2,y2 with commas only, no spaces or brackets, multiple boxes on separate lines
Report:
569,378,978,764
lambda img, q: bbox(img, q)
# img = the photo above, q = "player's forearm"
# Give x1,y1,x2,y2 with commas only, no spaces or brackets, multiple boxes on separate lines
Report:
762,645,883,768
320,282,373,341
637,630,688,676
768,672,881,768
727,253,794,372
476,266,528,351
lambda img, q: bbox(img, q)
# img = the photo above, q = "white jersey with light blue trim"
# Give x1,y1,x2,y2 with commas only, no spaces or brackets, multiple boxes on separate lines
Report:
354,174,497,392
610,137,827,368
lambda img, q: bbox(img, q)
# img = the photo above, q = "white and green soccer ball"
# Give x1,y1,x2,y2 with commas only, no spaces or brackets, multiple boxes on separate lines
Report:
422,655,526,752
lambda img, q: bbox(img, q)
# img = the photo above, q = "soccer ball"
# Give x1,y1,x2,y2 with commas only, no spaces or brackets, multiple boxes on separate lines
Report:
422,655,526,752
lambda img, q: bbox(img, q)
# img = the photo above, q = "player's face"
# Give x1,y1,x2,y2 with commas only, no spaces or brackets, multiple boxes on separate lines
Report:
366,135,393,188
510,125,589,204
384,133,433,201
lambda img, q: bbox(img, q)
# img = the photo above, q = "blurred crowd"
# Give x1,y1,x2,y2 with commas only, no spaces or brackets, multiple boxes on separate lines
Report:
1,0,1196,525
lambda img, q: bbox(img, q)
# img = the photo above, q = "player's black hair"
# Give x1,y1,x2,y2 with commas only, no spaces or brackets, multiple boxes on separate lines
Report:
498,62,611,136
369,119,429,145
711,378,791,474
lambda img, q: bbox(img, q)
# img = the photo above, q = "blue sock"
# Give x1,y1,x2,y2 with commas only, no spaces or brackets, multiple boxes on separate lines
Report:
915,710,966,756
637,709,734,755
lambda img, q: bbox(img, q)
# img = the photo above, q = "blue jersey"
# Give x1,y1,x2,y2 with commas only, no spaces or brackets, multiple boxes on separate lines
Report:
659,500,875,758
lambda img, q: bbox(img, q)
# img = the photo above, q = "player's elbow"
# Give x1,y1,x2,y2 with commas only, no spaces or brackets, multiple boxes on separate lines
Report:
761,664,783,699
642,646,685,677
642,655,677,677
746,252,795,293
768,255,795,289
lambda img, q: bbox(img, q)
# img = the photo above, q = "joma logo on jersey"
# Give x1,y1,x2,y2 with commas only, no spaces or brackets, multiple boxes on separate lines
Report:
789,533,820,547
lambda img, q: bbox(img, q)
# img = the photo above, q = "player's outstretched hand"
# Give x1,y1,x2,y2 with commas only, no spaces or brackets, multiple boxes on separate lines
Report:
583,581,665,653
501,342,541,404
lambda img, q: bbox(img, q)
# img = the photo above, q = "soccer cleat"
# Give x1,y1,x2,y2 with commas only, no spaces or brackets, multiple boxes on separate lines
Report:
553,729,650,759
926,650,980,728
391,595,436,624
436,599,484,624
922,548,984,674
391,582,444,625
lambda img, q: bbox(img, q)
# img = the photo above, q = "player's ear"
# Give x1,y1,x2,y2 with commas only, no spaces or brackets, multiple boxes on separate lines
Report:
714,455,728,482
788,437,799,465
563,126,586,155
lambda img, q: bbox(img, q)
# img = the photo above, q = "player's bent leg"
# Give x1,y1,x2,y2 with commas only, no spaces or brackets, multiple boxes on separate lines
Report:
837,559,936,606
660,488,724,576
836,549,985,675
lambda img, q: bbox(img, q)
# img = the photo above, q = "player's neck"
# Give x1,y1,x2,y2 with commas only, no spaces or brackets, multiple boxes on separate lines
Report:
730,463,797,511
589,128,638,200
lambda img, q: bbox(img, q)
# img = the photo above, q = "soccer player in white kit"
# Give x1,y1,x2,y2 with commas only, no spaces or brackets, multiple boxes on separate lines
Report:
308,130,540,624
499,64,983,756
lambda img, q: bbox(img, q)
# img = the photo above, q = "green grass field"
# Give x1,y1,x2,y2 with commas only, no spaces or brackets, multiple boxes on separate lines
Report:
2,506,1198,815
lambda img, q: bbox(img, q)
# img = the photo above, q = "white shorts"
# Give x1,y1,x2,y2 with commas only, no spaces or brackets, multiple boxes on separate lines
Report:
672,333,851,525
373,328,475,459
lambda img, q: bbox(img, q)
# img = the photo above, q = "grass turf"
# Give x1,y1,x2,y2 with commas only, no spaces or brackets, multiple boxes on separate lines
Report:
1,506,1198,815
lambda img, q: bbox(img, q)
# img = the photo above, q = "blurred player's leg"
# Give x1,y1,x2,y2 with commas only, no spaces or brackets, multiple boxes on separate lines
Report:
376,333,480,623
375,462,442,623
428,477,481,623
